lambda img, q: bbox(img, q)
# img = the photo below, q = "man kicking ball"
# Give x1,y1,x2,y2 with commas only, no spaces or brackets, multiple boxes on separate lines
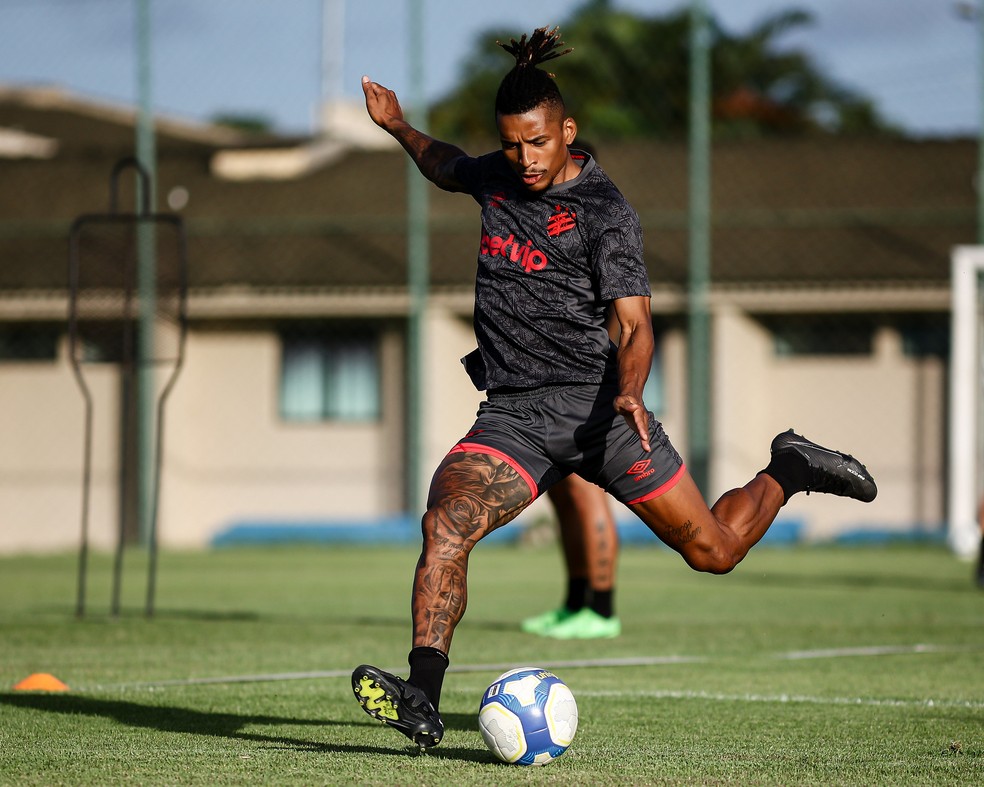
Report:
351,26,877,750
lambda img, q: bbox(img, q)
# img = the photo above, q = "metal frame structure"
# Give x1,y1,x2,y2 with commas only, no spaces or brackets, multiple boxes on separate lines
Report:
68,157,187,617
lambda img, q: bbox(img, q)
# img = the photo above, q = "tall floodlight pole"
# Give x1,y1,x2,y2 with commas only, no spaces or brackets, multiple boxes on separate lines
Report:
320,0,345,131
136,0,156,547
963,0,984,241
688,0,712,494
979,4,984,243
406,0,429,516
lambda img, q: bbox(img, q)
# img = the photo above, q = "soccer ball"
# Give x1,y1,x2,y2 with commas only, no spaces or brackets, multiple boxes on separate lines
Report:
478,667,578,766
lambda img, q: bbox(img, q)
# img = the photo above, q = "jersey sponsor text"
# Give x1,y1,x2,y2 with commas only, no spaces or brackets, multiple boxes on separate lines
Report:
480,231,549,272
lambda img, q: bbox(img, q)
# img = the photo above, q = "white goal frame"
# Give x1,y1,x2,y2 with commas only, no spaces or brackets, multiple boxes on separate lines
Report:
948,246,984,557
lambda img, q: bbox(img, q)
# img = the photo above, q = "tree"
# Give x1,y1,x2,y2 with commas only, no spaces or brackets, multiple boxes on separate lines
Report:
429,1,893,142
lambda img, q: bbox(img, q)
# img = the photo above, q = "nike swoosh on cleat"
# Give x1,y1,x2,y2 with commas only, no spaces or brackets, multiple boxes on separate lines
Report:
782,441,842,457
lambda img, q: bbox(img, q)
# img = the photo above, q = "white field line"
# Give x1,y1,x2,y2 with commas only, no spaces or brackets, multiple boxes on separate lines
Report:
80,643,983,694
90,655,706,690
775,643,968,660
577,688,984,711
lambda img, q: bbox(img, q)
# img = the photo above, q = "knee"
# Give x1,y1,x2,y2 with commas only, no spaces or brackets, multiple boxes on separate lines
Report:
684,543,739,575
419,506,473,559
420,507,448,543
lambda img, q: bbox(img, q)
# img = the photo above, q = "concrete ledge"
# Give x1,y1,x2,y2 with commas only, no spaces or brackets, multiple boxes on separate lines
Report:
831,527,945,545
614,517,804,546
211,516,520,547
212,516,809,548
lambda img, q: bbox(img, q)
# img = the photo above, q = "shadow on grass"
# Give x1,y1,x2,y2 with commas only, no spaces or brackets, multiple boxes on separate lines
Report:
30,607,413,629
119,610,523,636
0,694,492,762
722,570,972,594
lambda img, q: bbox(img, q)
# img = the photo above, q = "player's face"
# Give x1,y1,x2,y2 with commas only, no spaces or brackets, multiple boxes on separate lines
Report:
497,105,577,193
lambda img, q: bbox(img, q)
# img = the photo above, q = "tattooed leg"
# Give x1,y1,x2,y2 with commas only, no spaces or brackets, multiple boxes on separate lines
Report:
411,451,533,653
629,469,783,575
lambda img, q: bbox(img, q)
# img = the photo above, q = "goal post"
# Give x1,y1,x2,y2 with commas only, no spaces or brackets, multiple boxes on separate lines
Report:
948,246,984,557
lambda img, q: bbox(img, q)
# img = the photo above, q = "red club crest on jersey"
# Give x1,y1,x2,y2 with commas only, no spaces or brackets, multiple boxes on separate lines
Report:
547,204,577,237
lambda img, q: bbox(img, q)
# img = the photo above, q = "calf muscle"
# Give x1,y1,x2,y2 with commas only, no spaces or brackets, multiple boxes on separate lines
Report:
630,470,783,574
413,452,533,650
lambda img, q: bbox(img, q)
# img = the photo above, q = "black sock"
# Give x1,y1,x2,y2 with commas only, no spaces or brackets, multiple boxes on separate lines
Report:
564,577,589,612
590,588,614,618
407,646,449,711
762,451,811,504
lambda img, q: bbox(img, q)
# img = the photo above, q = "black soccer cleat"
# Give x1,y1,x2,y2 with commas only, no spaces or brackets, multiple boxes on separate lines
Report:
352,664,444,749
771,429,877,503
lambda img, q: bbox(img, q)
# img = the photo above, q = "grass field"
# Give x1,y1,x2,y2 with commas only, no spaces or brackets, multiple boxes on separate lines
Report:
0,541,982,785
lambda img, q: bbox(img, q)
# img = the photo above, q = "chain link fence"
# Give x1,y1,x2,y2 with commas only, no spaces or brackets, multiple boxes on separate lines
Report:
0,0,978,553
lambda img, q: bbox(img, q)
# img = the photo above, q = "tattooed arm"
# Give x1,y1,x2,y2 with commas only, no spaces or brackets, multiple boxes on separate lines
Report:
361,75,467,191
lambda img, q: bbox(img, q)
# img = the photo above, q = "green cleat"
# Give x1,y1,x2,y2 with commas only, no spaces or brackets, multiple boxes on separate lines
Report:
543,608,621,640
520,607,575,635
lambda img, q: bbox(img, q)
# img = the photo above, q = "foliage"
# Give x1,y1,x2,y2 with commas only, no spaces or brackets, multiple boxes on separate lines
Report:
429,0,895,143
209,113,274,134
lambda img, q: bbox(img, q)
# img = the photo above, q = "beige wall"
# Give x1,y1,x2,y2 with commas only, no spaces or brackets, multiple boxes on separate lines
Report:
0,306,948,553
160,324,407,547
710,310,945,540
0,340,121,552
420,307,485,497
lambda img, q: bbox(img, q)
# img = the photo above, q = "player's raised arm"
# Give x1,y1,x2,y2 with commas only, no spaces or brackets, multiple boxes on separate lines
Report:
361,75,467,191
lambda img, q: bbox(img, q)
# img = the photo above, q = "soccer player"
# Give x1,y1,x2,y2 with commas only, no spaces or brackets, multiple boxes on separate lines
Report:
522,473,621,639
352,27,877,750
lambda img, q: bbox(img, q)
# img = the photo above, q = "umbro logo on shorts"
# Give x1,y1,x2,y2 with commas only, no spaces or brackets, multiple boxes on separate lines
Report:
627,460,656,481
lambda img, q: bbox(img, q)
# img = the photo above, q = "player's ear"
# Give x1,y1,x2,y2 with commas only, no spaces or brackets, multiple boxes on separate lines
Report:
563,117,577,145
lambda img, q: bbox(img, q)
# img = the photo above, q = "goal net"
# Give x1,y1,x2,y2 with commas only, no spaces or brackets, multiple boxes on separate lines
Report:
949,246,984,557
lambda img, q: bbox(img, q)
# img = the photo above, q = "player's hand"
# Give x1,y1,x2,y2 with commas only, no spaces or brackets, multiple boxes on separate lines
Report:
614,394,652,453
361,75,405,131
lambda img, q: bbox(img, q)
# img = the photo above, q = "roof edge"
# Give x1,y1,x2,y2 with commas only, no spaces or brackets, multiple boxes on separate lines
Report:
0,83,249,147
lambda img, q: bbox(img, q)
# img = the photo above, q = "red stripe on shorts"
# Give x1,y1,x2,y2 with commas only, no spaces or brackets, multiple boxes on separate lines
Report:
448,442,538,499
625,463,686,505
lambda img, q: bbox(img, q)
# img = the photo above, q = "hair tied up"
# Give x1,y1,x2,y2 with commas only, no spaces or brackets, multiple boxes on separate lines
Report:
496,26,572,71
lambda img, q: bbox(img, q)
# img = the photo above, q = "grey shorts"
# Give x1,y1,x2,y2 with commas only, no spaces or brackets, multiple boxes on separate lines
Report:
447,381,685,505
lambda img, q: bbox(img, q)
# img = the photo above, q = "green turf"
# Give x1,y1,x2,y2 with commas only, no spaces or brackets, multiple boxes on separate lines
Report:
0,543,981,785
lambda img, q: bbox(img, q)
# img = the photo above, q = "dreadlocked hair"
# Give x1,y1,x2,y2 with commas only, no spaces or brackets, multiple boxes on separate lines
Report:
495,26,572,116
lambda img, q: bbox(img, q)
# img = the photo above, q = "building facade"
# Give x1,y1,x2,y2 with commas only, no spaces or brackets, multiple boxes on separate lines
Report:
0,88,972,552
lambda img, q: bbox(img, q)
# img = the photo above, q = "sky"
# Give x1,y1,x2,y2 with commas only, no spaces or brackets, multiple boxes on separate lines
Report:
0,0,980,138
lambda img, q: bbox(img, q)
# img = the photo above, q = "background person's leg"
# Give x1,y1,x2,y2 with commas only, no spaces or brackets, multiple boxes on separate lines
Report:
526,474,622,639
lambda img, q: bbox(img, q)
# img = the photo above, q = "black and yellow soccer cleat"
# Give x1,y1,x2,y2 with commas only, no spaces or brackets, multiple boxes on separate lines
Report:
352,664,444,749
771,429,877,503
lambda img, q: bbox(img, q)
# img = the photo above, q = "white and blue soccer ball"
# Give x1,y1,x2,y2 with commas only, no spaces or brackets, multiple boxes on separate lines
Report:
478,667,578,766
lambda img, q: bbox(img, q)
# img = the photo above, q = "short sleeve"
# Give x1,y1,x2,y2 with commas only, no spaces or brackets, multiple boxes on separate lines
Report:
593,204,650,302
453,155,485,198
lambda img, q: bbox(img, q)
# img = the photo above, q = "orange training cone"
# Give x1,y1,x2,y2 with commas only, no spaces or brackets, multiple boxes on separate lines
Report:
13,673,70,692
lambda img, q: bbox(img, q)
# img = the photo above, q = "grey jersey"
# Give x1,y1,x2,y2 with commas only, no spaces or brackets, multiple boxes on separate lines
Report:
452,150,650,391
